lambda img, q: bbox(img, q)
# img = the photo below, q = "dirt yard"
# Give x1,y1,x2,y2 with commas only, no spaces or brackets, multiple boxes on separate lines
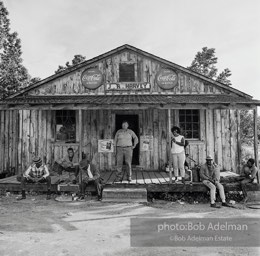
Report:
0,194,259,256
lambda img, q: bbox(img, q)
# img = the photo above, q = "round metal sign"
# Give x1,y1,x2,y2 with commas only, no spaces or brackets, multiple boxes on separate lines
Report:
81,68,103,90
155,69,178,90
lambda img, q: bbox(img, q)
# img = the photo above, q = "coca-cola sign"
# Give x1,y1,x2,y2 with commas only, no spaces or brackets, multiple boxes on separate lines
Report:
155,69,178,90
81,68,103,89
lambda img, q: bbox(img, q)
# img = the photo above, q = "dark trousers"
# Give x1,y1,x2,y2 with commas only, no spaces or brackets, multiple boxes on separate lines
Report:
80,178,103,197
240,177,254,197
21,176,51,190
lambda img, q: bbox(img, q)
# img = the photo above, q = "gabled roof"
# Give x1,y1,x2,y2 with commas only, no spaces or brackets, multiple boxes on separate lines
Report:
8,44,253,99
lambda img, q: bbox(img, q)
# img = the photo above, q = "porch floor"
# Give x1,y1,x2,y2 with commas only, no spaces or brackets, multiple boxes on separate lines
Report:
0,170,259,193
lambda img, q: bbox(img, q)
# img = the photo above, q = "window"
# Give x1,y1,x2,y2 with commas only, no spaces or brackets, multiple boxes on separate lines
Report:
56,110,76,142
119,63,135,82
179,109,200,139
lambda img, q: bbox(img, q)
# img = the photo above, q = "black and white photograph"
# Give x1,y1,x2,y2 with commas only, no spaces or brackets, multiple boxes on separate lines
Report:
0,1,259,255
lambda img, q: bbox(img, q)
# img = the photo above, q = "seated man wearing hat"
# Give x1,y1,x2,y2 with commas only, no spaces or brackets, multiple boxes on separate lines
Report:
77,156,103,201
200,155,229,208
18,156,51,200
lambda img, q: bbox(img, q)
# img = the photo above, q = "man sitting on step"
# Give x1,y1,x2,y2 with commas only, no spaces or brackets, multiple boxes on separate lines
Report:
53,147,79,184
17,156,51,200
200,155,230,208
77,156,103,201
238,158,258,203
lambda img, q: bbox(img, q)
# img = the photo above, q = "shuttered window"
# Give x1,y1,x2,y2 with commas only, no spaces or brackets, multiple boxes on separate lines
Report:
179,109,200,139
56,110,76,142
119,63,135,82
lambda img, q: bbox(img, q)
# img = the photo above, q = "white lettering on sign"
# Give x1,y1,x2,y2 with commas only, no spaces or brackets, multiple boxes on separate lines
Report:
157,74,177,82
106,83,151,91
82,74,102,83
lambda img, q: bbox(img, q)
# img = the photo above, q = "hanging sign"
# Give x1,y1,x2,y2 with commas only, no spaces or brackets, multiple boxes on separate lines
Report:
98,139,114,153
81,68,103,90
155,69,178,90
106,82,150,91
140,135,153,151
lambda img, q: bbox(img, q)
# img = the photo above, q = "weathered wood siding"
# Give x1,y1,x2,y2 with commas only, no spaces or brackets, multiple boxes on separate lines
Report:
0,110,19,174
27,50,231,96
0,108,242,174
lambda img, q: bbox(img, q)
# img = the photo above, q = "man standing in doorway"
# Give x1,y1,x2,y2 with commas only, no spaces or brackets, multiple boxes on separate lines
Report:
114,120,139,182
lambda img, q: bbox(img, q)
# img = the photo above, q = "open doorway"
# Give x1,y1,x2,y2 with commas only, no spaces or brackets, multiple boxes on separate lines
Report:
115,114,139,165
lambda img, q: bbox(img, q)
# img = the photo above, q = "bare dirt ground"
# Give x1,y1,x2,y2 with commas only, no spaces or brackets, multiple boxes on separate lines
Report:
0,194,259,256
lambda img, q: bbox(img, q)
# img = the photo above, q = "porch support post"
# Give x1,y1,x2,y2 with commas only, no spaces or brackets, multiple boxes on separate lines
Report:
79,109,83,184
167,109,172,184
253,107,259,183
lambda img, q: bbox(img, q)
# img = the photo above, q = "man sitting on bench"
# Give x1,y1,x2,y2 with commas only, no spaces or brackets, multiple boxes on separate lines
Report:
18,156,51,200
77,156,103,201
200,155,230,208
239,158,258,203
54,147,79,184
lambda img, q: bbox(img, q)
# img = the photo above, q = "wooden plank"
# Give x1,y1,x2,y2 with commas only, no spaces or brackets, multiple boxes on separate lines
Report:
147,171,160,184
214,109,222,168
253,108,259,183
4,110,9,171
9,110,13,172
153,109,159,170
13,110,19,174
101,171,113,184
0,111,5,173
236,110,242,173
230,110,237,172
142,170,152,184
107,171,117,184
167,109,172,183
156,171,168,184
46,110,52,167
136,170,145,184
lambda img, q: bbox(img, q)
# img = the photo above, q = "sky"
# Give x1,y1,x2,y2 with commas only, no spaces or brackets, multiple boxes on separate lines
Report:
3,0,260,99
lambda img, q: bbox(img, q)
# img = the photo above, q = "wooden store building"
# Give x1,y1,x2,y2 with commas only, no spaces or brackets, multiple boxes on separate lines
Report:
0,44,260,184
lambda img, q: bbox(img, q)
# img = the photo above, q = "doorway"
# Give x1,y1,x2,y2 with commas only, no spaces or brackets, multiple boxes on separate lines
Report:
115,114,139,165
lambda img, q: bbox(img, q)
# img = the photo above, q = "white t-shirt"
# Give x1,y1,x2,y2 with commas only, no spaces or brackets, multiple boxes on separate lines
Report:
171,135,185,154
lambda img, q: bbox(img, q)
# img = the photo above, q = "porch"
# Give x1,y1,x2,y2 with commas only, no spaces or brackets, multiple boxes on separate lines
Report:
0,170,259,194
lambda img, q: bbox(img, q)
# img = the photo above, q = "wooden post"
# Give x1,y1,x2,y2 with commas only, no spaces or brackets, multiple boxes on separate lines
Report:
253,107,259,183
167,109,172,184
79,109,83,184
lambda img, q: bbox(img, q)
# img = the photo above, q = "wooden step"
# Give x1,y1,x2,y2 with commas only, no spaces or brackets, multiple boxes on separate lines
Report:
102,188,147,202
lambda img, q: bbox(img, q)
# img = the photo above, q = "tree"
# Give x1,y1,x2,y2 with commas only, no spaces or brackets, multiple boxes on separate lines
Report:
240,110,260,145
55,54,86,74
216,68,232,86
0,1,30,98
187,47,232,86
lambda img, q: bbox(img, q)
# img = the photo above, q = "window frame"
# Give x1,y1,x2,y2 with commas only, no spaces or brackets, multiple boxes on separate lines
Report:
55,110,77,143
179,109,200,140
119,63,136,82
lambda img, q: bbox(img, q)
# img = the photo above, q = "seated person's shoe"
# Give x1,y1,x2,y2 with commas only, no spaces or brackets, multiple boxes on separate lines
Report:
17,196,26,200
127,177,132,182
98,196,102,201
210,203,221,208
72,179,77,184
222,202,231,207
46,194,51,200
182,178,186,185
114,177,122,182
77,195,85,201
